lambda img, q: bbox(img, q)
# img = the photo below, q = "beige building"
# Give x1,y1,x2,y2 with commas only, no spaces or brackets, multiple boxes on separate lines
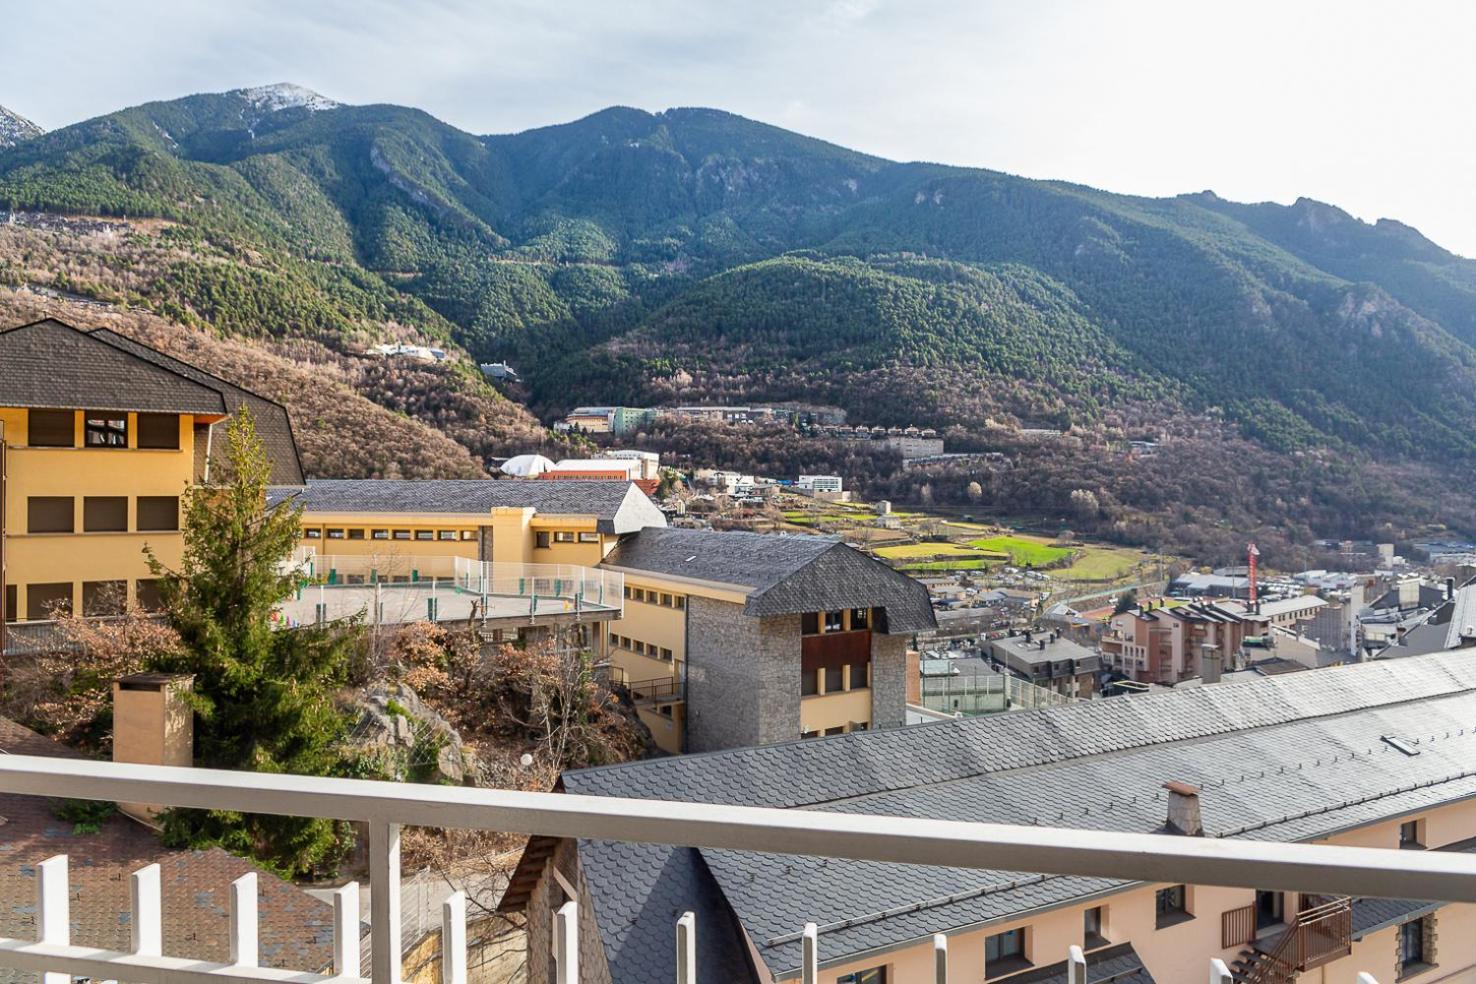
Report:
505,650,1476,983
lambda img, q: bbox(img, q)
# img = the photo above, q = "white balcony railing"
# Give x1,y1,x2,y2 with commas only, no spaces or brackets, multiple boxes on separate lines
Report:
1,755,1469,984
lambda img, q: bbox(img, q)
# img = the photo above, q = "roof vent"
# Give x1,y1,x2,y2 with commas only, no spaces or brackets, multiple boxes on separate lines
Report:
1162,781,1203,836
1381,735,1421,757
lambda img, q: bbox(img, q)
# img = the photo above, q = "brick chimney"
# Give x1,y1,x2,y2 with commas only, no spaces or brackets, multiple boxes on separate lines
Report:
1199,644,1222,685
1163,781,1203,836
112,673,194,821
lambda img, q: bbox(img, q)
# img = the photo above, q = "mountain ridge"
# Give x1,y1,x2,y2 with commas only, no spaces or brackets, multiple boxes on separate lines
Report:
3,84,1475,552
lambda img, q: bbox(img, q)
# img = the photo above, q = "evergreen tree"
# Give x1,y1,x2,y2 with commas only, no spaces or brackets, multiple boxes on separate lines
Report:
1114,589,1138,615
145,409,363,876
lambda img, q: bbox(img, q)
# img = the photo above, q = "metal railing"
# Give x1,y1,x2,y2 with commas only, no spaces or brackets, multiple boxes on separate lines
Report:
0,756,1458,984
919,671,1076,715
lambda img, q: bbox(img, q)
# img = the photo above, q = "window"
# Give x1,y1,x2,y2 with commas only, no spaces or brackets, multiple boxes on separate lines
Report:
438,530,458,540
27,410,75,447
851,662,869,688
1400,819,1424,849
579,532,600,543
460,530,477,541
326,528,346,540
347,529,365,540
802,730,820,739
824,726,845,735
1155,885,1190,927
304,527,322,539
535,531,551,549
84,412,128,448
28,497,74,533
623,586,634,600
825,666,844,693
986,927,1026,970
136,413,179,449
852,607,870,630
802,612,820,635
801,669,820,697
4,584,15,622
83,496,128,532
633,588,646,603
1399,916,1430,976
393,530,412,541
372,529,390,540
661,647,674,661
83,580,126,617
554,531,576,543
27,583,73,620
134,579,164,612
823,610,845,633
674,596,685,610
661,593,673,607
137,496,180,532
413,530,434,541
838,968,886,984
1084,906,1108,948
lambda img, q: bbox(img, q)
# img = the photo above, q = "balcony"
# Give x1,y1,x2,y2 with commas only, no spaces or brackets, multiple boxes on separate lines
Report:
0,756,1470,984
275,552,623,629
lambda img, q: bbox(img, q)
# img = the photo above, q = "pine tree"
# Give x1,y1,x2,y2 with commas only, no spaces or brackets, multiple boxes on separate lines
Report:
145,409,364,876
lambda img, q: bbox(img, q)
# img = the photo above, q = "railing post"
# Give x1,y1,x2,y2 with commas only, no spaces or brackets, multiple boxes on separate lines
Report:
676,911,696,984
802,923,818,984
1210,957,1234,984
442,890,466,984
1067,944,1085,984
229,871,258,967
130,863,162,956
333,881,360,978
555,899,578,984
37,855,68,984
371,819,403,984
933,933,947,984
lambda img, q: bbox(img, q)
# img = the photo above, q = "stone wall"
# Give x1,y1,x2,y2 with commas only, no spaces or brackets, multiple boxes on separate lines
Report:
686,596,802,752
870,631,908,730
524,839,613,984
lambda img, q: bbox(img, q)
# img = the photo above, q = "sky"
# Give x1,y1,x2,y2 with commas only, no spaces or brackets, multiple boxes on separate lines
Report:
5,0,1476,255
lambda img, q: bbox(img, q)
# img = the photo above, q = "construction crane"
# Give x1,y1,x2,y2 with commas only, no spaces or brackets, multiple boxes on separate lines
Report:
1247,542,1260,613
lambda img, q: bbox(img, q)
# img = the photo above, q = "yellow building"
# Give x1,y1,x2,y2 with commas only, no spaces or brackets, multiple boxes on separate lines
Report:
507,650,1476,984
597,528,935,754
0,319,303,631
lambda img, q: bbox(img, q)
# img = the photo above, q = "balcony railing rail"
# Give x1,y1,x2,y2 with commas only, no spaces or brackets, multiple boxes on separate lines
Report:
1222,901,1256,949
0,756,1461,984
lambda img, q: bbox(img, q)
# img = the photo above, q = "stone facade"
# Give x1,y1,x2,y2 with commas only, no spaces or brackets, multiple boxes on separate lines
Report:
524,839,613,984
869,631,908,730
685,596,802,753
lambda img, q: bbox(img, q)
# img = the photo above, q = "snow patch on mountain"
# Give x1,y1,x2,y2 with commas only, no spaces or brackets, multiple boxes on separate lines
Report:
235,83,340,113
0,105,43,148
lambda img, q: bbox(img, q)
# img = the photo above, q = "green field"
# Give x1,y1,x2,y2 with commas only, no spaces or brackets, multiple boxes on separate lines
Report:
1053,545,1146,582
899,558,996,572
876,542,1006,560
967,535,1074,567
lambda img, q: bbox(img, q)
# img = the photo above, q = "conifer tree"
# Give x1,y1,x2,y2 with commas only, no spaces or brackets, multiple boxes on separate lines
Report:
146,409,363,876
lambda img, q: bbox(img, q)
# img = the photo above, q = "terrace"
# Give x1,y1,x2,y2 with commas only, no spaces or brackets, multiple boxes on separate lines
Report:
0,755,1464,984
275,552,623,630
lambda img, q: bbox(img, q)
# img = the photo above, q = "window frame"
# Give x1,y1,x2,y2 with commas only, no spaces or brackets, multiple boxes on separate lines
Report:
1155,885,1191,928
985,926,1030,978
84,412,129,448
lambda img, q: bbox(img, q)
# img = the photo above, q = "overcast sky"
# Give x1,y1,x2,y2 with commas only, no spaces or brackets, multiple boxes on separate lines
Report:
6,0,1475,255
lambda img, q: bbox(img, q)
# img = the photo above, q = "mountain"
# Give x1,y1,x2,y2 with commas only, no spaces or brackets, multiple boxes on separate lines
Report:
0,105,42,148
2,87,1475,554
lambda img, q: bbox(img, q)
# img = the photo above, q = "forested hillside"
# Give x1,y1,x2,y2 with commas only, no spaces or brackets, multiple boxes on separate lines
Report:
2,85,1474,550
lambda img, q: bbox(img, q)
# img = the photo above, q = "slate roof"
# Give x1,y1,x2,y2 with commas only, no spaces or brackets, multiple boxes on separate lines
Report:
998,942,1153,984
600,528,936,633
0,320,226,414
0,718,336,978
528,651,1476,983
267,479,666,534
88,329,305,486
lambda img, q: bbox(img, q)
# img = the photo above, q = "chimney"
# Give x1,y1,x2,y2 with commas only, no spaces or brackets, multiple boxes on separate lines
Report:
1199,644,1221,685
1447,577,1457,603
1024,630,1033,644
1163,781,1203,836
112,673,194,822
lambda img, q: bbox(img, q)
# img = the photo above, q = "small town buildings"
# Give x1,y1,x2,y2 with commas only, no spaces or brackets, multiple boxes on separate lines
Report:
478,360,519,381
0,319,303,630
879,434,945,458
1101,600,1271,685
504,651,1476,984
597,528,935,753
986,629,1099,697
796,474,844,494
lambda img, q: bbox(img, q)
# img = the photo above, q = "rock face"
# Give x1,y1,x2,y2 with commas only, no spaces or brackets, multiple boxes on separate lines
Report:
351,684,479,785
0,105,43,148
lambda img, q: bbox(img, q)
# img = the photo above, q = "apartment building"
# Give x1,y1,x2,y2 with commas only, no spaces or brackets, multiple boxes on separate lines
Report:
596,528,935,754
0,319,303,628
1101,600,1271,684
505,650,1476,984
986,629,1099,697
269,478,665,570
